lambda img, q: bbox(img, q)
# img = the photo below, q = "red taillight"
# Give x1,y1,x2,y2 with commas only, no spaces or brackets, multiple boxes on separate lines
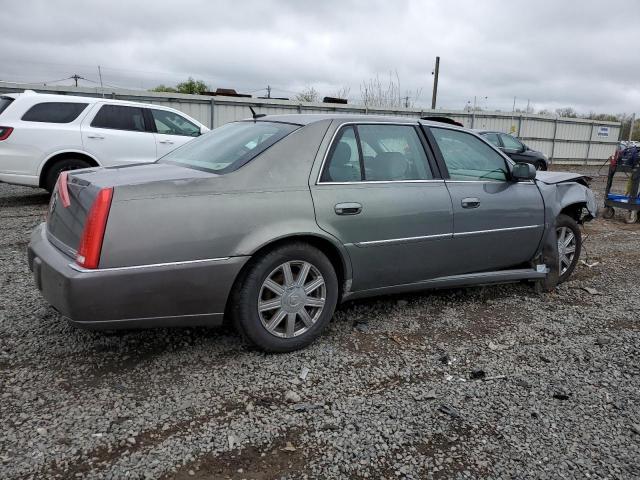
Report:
0,126,13,141
76,187,114,269
58,171,71,208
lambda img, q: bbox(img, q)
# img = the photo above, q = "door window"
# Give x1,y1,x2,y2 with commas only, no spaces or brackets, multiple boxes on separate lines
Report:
430,127,508,181
482,132,501,148
22,102,88,123
500,133,524,151
150,109,200,136
320,126,362,182
90,105,147,132
321,124,432,182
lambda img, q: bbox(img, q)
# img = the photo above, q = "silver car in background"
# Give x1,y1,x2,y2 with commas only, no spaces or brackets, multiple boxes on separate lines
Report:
28,114,596,351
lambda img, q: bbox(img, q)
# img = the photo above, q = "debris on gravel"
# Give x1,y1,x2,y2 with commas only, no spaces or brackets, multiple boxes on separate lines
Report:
1,167,640,479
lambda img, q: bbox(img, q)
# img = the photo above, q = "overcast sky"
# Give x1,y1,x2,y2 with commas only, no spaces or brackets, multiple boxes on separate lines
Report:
1,0,638,114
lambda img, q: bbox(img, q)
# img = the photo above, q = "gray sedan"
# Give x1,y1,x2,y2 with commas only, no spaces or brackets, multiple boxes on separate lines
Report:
28,114,596,351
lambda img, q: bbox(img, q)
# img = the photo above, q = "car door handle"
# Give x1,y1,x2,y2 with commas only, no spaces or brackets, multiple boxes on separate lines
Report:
334,202,362,215
86,134,104,139
461,197,480,209
159,140,174,144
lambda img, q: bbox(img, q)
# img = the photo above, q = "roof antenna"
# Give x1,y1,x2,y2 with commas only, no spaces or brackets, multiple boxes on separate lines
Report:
249,106,266,120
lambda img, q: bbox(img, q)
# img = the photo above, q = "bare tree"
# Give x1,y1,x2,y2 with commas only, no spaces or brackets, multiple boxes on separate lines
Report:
295,86,319,103
360,71,420,109
330,86,351,100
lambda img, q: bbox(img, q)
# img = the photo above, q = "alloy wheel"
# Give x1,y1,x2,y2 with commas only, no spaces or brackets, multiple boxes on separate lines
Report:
258,260,326,338
557,226,577,275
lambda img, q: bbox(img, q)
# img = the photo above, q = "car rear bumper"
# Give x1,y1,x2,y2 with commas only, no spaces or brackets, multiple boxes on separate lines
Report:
0,172,39,187
27,223,248,329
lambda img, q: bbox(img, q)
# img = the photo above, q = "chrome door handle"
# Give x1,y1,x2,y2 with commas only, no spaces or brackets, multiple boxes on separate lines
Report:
461,197,480,209
334,202,362,215
86,134,104,139
159,140,174,144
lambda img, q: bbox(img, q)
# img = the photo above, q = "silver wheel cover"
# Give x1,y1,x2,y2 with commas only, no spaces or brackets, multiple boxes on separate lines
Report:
556,226,577,275
258,260,326,338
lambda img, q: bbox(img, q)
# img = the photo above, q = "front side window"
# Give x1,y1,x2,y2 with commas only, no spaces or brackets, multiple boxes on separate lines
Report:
21,102,88,123
482,132,501,148
321,124,432,182
151,109,200,136
500,133,524,151
430,127,508,182
91,105,147,132
159,121,298,173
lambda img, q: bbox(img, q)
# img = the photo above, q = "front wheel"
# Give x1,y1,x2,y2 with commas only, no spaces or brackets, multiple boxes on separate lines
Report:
556,214,582,283
535,161,547,171
230,243,338,352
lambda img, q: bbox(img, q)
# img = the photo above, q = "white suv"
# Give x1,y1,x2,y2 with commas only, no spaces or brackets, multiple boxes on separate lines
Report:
0,91,208,192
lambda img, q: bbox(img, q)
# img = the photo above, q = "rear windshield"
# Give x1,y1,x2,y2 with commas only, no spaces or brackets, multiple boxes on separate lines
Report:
158,121,299,173
0,96,14,116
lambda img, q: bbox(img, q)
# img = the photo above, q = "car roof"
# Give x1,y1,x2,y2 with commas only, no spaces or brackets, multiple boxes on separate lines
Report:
256,113,468,130
2,90,178,110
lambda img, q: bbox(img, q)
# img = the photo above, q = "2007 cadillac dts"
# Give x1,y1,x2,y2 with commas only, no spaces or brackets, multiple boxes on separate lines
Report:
28,114,596,351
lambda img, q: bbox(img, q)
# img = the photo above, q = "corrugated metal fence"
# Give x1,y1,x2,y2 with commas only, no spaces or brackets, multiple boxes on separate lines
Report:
0,82,621,165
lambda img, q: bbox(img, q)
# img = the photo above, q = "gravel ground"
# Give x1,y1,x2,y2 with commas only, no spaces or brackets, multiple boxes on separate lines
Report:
1,166,639,479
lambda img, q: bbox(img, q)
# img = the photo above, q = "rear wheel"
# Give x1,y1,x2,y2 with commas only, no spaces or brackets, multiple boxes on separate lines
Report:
230,243,338,352
624,210,638,224
601,206,615,219
43,158,92,193
556,214,582,283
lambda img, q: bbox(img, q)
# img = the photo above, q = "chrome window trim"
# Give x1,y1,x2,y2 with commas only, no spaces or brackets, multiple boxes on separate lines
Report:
353,224,543,247
69,256,231,273
453,224,542,237
315,120,428,185
445,180,536,185
319,179,445,186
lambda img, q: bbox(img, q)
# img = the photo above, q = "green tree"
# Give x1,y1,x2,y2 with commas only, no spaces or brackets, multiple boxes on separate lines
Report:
150,77,209,95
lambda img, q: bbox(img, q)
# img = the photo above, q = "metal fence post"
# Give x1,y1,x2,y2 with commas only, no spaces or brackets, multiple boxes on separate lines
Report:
585,123,595,166
210,97,215,129
517,116,522,137
550,118,558,163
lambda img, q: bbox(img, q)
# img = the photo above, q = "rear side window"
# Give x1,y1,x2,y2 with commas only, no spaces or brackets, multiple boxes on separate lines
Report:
91,105,147,132
0,97,14,116
21,102,88,123
151,109,200,136
321,124,433,182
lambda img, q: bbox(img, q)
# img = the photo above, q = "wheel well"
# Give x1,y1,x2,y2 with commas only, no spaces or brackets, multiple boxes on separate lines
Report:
39,152,99,188
224,235,348,320
560,203,587,223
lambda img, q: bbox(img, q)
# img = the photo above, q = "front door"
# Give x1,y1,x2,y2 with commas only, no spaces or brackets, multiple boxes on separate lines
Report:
81,103,157,166
311,122,455,292
425,126,545,274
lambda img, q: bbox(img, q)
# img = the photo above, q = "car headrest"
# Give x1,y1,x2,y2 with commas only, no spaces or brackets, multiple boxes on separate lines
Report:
333,142,352,166
368,152,407,180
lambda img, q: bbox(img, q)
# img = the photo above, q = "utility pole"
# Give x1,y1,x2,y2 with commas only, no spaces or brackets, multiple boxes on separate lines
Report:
403,96,410,108
97,66,105,98
511,96,516,134
266,85,271,99
71,74,83,87
526,98,530,114
431,56,440,109
472,95,477,128
629,113,636,141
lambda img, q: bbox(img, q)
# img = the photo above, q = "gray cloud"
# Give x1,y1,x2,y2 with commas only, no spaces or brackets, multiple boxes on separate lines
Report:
1,0,639,114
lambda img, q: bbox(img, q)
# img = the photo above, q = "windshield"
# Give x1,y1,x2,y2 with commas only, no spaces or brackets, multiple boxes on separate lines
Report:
158,121,299,173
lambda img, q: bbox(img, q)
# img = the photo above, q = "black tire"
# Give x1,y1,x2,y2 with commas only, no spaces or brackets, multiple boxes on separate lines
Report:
230,242,338,352
535,160,547,171
556,214,582,284
43,158,92,193
601,207,615,219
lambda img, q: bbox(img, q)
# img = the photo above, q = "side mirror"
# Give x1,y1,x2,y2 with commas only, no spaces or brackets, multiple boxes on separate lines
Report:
521,144,528,153
512,162,536,181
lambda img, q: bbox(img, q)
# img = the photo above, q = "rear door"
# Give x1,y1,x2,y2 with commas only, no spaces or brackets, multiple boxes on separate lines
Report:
147,108,202,158
81,103,156,166
425,126,544,274
311,122,455,292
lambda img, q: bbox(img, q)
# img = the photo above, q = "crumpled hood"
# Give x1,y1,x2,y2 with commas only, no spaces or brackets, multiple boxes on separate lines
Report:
535,171,591,185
